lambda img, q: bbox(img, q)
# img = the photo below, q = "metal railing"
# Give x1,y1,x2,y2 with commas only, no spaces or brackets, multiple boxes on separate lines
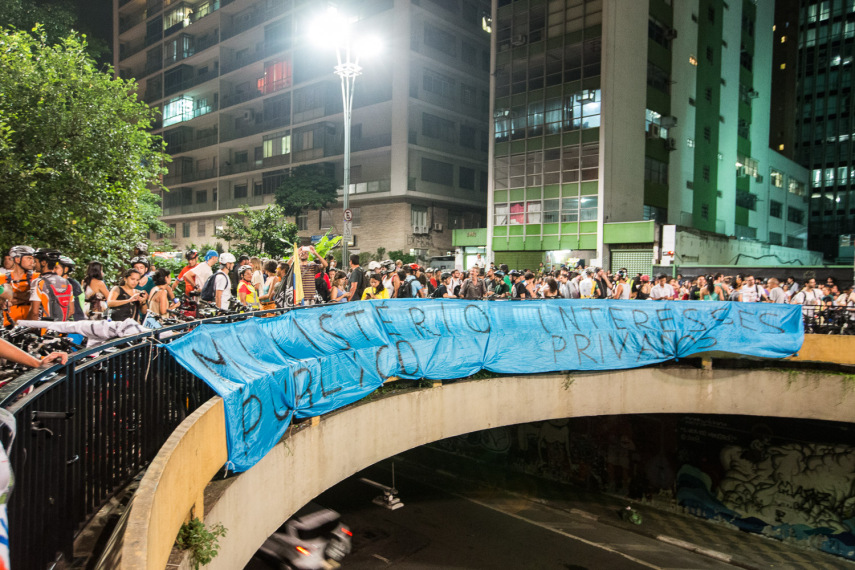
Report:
0,308,290,570
803,306,855,335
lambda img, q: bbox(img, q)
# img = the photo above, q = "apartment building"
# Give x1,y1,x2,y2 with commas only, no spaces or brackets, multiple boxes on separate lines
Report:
114,0,490,259
481,0,816,272
778,0,855,262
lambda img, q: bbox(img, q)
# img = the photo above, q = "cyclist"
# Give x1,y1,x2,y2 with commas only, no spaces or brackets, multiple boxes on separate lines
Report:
30,250,83,321
59,256,86,320
131,256,155,298
175,249,199,291
1,246,40,326
0,338,67,368
236,265,261,310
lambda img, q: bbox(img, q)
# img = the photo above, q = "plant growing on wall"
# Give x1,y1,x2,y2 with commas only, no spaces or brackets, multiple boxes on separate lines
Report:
176,517,227,570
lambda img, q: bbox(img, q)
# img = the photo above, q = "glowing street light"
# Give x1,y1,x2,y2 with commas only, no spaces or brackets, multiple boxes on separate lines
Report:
310,8,380,264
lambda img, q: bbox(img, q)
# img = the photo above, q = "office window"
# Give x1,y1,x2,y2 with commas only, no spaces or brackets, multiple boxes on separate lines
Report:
423,71,455,98
411,205,428,228
703,126,711,142
234,184,247,198
788,207,804,224
644,157,668,184
460,124,476,148
459,167,475,190
424,22,456,56
422,113,455,142
196,189,207,203
770,200,782,218
702,165,710,182
296,210,307,230
770,169,784,188
461,84,476,106
421,158,454,186
706,46,714,63
182,222,190,238
197,220,206,236
320,209,332,230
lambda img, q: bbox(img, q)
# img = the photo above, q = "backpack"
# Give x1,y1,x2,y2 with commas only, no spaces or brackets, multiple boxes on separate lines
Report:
40,275,73,321
398,277,414,299
200,272,225,302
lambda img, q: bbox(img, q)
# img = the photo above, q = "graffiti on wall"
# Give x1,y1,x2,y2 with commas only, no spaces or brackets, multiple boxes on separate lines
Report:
431,414,855,561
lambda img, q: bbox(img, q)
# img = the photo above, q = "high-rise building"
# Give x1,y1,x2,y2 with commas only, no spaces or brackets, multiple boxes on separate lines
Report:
478,0,816,272
114,0,490,261
784,0,855,262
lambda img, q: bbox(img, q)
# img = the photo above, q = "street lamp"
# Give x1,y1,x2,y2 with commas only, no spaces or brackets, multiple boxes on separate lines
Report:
311,8,379,265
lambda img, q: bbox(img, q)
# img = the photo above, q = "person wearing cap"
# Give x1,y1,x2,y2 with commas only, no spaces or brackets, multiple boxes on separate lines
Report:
213,253,236,310
634,275,651,300
176,249,200,288
431,272,455,298
380,260,400,298
426,268,438,294
185,250,219,293
509,270,528,299
487,270,510,298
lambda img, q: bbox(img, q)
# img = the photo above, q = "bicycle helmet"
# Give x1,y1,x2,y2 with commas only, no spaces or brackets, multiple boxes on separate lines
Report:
36,248,62,262
238,265,253,277
185,249,199,260
130,256,150,269
440,272,451,281
59,256,75,268
219,252,236,264
9,245,35,258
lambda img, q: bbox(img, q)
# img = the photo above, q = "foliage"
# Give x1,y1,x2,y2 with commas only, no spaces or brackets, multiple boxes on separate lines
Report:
0,28,168,277
176,517,227,570
214,205,298,259
150,255,184,279
0,0,110,61
311,231,342,262
274,164,339,218
387,250,418,265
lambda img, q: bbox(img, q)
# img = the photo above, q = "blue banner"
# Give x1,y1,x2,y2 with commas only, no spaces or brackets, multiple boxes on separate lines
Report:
165,300,804,472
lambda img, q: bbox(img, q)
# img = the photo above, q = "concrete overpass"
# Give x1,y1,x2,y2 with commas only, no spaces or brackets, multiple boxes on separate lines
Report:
120,336,855,570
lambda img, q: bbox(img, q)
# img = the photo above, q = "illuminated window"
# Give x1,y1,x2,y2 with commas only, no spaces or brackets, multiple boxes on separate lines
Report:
778,143,785,151
780,35,786,43
162,96,194,126
689,55,698,66
780,63,786,70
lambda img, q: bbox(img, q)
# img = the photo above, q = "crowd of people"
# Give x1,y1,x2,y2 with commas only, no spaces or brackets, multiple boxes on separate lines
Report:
0,242,850,368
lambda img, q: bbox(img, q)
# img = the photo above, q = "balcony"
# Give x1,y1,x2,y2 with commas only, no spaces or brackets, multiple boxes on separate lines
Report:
351,133,392,152
144,59,163,76
163,167,218,187
143,86,163,104
163,68,220,97
221,48,264,74
218,192,274,211
119,6,148,34
161,200,218,216
220,0,289,41
221,88,262,109
119,38,147,61
336,178,392,196
220,113,290,142
163,33,219,67
164,132,219,153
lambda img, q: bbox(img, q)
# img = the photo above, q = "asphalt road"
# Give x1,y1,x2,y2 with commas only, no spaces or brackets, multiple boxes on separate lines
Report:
249,460,735,570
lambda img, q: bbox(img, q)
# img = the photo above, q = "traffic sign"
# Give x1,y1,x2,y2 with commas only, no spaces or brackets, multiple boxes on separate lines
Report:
343,209,353,222
343,219,353,241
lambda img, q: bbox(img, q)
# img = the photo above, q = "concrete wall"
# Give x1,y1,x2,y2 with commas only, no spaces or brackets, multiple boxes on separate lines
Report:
675,228,823,265
119,364,854,570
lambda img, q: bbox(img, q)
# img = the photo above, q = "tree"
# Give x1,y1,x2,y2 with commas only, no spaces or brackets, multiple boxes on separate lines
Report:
274,164,339,218
0,28,169,274
215,205,298,259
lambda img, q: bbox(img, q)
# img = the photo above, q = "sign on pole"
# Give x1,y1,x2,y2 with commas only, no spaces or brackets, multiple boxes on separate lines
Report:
343,209,353,222
343,219,353,242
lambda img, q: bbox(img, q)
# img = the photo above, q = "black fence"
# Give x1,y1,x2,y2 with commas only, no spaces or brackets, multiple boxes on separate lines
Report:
0,308,289,570
803,305,855,335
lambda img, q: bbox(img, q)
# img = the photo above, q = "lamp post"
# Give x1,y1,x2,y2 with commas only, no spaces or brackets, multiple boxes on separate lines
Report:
334,45,361,266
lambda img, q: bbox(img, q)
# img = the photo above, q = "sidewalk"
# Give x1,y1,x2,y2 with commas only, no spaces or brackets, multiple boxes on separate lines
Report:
396,446,853,570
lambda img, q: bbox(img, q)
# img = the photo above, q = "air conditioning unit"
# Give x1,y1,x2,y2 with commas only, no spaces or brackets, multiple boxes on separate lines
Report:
433,222,443,232
511,34,527,46
665,137,677,151
665,28,678,40
755,174,764,183
241,110,254,121
413,225,428,235
748,89,759,99
660,116,678,128
646,124,661,139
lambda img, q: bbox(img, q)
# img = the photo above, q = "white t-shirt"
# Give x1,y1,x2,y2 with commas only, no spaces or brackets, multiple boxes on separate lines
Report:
650,283,674,300
212,271,232,310
189,262,213,291
768,287,787,304
739,284,764,302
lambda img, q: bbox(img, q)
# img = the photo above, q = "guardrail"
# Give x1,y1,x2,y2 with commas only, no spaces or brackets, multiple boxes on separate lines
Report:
0,307,289,570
